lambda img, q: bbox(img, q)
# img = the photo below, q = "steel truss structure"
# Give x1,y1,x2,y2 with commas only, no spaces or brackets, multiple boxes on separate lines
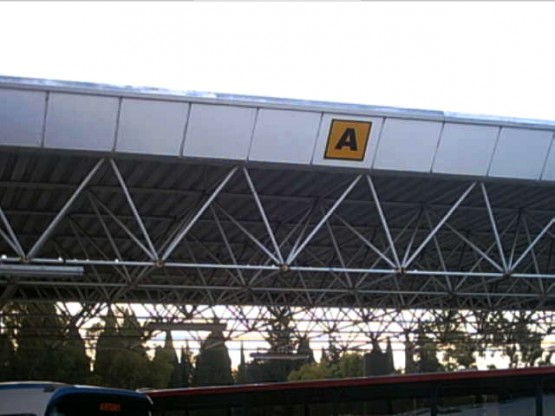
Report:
2,150,555,355
1,151,555,313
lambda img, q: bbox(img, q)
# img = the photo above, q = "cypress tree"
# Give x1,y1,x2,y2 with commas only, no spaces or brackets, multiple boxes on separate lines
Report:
0,332,14,381
109,310,151,389
235,342,250,384
93,308,119,383
12,303,66,381
94,308,153,389
192,328,233,386
165,331,182,387
179,343,194,387
385,337,395,373
57,324,90,384
297,337,315,364
150,345,174,389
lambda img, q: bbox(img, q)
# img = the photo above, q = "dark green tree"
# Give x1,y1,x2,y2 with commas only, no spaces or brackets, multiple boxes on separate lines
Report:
434,310,476,371
150,345,175,389
12,303,62,380
92,308,119,384
10,303,90,383
288,351,363,381
0,332,14,381
245,309,300,383
364,339,394,376
505,313,544,368
56,325,91,384
192,328,233,386
473,310,546,368
164,331,183,387
336,352,363,377
415,328,442,373
288,361,332,381
235,342,250,384
93,307,152,389
297,337,315,364
404,331,418,374
119,309,147,353
386,338,395,372
179,343,194,387
149,331,181,388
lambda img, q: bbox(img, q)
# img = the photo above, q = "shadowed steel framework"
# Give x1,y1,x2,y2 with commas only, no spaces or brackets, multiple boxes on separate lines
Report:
1,77,555,349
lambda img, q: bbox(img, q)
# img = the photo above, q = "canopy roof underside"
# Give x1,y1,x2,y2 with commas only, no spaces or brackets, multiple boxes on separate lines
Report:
1,151,555,311
1,77,555,312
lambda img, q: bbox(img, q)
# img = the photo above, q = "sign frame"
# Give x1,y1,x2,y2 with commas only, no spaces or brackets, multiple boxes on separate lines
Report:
324,118,373,161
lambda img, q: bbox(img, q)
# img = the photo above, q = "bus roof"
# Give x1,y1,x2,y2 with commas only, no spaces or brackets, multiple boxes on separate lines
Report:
147,366,555,398
0,381,149,400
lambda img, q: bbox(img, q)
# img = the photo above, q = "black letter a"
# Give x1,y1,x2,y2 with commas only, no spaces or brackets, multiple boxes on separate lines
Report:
335,128,358,151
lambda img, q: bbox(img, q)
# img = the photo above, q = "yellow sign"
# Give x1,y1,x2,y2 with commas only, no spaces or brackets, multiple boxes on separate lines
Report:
324,119,372,161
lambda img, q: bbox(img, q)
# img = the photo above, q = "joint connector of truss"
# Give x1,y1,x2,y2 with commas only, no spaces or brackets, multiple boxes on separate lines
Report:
503,272,512,279
396,267,406,277
155,259,165,269
280,264,290,273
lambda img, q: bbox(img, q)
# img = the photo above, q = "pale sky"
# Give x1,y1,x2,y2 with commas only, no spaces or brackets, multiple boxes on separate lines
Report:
1,1,554,122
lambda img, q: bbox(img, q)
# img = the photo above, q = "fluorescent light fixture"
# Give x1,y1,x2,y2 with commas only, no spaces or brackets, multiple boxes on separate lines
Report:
250,353,310,361
147,322,227,332
0,264,84,277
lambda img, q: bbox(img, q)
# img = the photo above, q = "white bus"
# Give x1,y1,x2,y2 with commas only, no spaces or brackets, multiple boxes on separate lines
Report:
0,381,152,416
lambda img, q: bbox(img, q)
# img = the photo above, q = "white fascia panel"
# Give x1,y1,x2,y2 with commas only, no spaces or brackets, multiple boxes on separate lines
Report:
183,104,256,160
373,119,443,173
540,133,555,181
0,89,46,147
433,123,499,176
116,98,189,156
312,113,383,169
249,109,321,164
44,93,118,151
488,127,553,180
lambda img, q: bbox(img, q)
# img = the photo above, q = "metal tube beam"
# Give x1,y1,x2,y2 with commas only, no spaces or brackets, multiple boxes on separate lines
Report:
110,159,157,260
161,167,237,261
0,205,24,257
0,255,547,280
27,158,105,260
439,220,504,273
7,280,555,300
481,183,508,271
401,209,423,266
333,213,397,269
0,228,22,257
511,218,555,271
404,182,476,268
210,206,247,286
88,196,131,283
366,175,400,267
243,168,284,264
287,175,362,264
216,204,280,264
90,195,156,260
